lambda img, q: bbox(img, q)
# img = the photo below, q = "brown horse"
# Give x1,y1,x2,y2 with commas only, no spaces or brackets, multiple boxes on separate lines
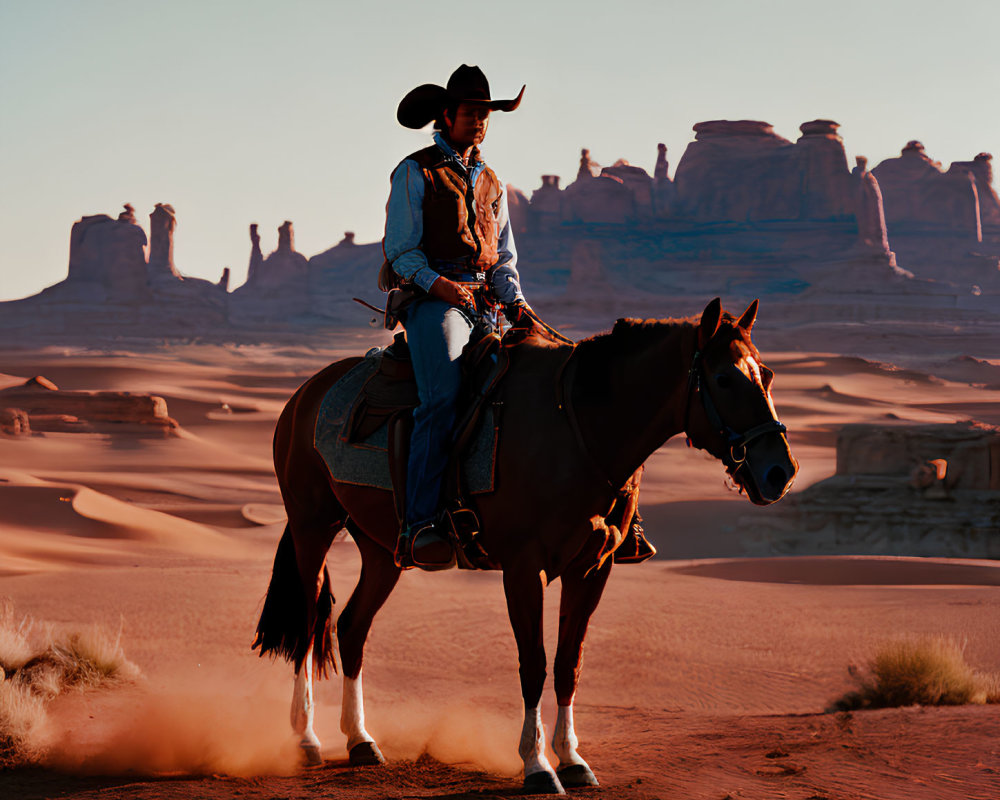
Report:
253,297,797,794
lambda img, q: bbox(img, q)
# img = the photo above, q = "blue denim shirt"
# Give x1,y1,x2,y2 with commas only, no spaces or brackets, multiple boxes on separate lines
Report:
383,132,524,306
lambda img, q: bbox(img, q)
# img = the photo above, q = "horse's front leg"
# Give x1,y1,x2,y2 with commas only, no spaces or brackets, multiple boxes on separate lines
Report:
503,566,564,795
552,555,613,787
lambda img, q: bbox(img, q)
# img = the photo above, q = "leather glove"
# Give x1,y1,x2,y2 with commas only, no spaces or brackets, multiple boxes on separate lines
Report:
503,301,533,329
503,302,573,344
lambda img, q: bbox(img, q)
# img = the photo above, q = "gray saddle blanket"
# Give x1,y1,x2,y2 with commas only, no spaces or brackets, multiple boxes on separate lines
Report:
314,352,498,494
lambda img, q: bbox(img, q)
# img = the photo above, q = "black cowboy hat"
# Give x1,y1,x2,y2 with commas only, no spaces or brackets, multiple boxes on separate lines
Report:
397,64,525,129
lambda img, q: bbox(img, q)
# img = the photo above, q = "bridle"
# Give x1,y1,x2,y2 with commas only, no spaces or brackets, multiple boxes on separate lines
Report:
683,345,786,470
556,330,787,495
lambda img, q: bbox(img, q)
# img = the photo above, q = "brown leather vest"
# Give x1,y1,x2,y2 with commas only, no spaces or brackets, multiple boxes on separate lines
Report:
405,145,502,271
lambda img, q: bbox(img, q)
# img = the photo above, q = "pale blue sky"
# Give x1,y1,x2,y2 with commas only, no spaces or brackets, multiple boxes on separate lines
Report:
1,0,997,301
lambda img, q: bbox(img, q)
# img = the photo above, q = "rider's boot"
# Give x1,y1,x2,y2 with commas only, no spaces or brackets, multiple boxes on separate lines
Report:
394,521,455,571
612,511,656,564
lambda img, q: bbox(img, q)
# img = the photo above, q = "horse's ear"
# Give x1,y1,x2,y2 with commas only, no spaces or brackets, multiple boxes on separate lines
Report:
698,297,722,349
737,299,759,333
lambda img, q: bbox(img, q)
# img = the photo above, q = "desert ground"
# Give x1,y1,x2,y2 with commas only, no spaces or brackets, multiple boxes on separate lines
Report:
1,316,999,800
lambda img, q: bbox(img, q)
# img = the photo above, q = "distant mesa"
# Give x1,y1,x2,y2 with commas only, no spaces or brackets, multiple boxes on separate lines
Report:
0,118,998,339
873,142,998,238
2,201,230,336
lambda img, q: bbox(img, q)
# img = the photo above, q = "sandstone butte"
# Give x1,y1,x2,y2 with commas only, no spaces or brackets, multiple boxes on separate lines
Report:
0,118,997,337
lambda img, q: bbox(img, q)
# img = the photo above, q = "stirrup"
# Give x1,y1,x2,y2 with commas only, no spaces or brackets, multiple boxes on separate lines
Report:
402,522,456,572
613,516,656,564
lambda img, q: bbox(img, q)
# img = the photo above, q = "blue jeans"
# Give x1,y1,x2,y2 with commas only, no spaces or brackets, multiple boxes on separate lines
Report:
402,298,473,527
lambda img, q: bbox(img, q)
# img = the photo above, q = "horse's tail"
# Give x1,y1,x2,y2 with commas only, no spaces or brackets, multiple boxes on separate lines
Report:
252,522,338,678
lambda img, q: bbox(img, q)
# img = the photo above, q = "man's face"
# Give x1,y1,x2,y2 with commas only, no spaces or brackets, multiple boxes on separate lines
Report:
444,103,491,149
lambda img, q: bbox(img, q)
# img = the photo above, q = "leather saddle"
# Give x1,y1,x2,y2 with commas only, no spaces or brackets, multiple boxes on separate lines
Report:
344,328,510,569
345,329,505,445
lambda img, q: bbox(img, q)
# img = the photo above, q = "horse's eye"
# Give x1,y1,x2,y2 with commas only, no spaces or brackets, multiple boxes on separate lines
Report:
715,374,732,389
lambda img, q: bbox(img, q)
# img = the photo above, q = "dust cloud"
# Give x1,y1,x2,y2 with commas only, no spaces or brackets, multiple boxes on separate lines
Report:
41,675,300,777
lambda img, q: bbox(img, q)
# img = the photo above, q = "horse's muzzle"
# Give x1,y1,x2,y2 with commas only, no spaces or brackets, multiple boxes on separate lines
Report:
739,436,798,505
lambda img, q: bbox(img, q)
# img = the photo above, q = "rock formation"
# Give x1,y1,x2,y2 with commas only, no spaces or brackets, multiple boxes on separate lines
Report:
672,119,855,222
0,407,30,436
529,175,563,231
505,186,530,235
246,223,264,285
653,143,669,182
872,141,982,240
652,143,676,217
148,202,181,280
851,156,892,256
0,376,178,436
2,116,998,341
601,160,654,219
238,220,309,291
66,212,149,300
967,153,1000,227
743,422,1000,558
576,149,598,181
564,170,634,225
870,143,1000,287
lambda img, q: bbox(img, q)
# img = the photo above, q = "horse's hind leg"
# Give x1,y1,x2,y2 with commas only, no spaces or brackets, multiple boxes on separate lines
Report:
551,556,613,787
337,520,401,766
292,650,321,765
283,508,340,766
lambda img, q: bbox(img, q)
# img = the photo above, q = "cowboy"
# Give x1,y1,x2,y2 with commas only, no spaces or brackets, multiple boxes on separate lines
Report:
382,65,655,571
381,65,528,570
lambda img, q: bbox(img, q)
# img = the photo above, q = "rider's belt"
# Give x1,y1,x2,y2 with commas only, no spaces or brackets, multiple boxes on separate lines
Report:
431,260,488,284
443,271,487,285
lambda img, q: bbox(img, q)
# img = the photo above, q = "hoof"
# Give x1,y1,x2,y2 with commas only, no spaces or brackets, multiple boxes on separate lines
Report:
523,769,565,795
301,743,323,767
557,763,598,787
348,740,385,766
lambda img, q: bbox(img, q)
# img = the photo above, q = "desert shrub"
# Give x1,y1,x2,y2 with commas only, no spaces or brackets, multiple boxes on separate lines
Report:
33,627,139,690
0,603,34,675
0,603,140,767
833,635,1000,711
0,679,47,768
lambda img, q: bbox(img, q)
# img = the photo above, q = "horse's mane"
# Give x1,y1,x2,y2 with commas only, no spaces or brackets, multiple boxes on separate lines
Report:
577,316,687,357
572,313,742,402
578,312,739,357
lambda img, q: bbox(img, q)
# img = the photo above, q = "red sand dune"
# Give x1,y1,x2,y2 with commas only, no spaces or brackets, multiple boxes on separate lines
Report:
1,334,998,800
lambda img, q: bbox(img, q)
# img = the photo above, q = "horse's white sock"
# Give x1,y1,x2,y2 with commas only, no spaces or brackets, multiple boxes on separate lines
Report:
552,702,587,768
291,654,321,750
519,704,556,778
341,671,375,751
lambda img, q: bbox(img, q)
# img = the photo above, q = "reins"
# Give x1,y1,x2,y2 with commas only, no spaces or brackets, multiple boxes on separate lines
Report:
556,325,787,496
682,344,786,468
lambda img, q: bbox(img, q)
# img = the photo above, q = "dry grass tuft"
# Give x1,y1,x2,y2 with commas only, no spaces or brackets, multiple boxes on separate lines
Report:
0,601,140,767
833,635,1000,711
0,603,34,675
0,681,46,768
